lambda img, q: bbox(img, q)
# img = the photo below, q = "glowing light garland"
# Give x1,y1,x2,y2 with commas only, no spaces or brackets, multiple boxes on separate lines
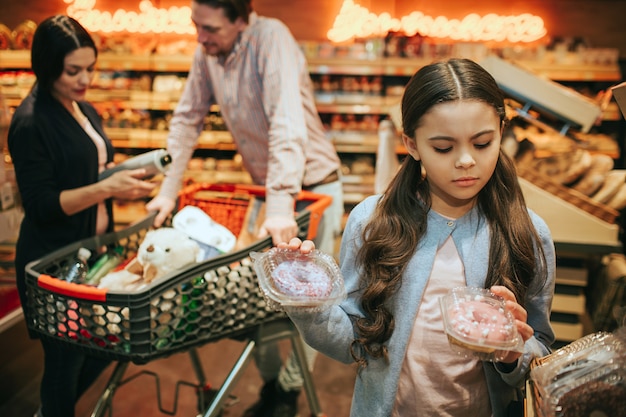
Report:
327,0,547,43
63,0,547,44
64,0,194,34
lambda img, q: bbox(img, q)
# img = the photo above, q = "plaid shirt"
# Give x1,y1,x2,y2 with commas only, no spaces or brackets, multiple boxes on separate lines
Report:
161,13,340,217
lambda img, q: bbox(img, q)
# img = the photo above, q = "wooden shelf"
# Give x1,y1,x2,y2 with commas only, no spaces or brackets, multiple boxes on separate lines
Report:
2,50,620,82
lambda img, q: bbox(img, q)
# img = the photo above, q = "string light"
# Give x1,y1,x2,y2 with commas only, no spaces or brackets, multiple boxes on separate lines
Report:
64,0,195,34
63,0,547,44
327,0,547,43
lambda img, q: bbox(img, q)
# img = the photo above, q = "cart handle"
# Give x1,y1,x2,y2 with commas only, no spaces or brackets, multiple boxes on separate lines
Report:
178,183,334,241
38,274,108,302
295,190,333,241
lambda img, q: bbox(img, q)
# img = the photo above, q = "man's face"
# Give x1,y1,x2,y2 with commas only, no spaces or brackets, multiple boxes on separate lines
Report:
191,1,246,57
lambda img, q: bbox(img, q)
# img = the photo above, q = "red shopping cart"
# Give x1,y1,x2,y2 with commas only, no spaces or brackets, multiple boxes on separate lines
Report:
24,183,332,417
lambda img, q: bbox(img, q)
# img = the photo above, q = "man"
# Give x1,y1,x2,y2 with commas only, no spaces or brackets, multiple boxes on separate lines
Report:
145,1,344,416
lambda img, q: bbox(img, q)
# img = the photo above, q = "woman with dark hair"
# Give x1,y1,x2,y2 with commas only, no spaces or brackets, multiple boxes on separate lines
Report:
280,58,556,417
8,15,155,417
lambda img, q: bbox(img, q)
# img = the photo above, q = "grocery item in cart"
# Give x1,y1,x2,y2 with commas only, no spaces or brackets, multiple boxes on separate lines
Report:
60,247,91,283
439,286,524,362
251,247,346,312
24,184,331,364
97,227,200,292
172,205,236,260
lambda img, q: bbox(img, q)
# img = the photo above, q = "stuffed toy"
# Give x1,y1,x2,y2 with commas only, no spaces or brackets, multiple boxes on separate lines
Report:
87,227,200,336
98,227,200,292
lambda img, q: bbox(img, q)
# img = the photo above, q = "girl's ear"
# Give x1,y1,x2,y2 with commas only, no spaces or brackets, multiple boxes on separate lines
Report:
402,133,420,161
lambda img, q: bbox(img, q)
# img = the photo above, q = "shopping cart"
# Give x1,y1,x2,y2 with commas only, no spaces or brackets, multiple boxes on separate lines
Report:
24,183,333,417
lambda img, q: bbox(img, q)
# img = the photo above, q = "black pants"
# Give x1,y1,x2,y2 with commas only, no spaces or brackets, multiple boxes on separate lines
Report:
39,338,111,417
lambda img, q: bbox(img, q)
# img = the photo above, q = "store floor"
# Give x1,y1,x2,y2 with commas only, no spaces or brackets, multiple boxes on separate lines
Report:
1,322,357,417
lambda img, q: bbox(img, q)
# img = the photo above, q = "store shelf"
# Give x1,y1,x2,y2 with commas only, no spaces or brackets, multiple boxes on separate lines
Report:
519,177,621,248
2,50,622,212
306,55,622,81
511,59,622,82
108,128,236,151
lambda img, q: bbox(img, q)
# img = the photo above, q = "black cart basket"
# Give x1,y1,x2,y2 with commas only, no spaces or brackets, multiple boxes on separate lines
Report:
24,183,332,365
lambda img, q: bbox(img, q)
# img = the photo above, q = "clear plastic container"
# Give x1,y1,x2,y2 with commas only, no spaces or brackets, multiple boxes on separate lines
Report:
439,286,524,362
250,248,346,312
530,330,626,417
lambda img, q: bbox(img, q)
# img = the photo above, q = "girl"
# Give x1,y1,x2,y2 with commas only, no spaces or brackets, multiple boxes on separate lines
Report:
282,58,556,417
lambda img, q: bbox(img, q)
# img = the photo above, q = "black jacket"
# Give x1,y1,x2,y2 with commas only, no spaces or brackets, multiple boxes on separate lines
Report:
8,86,114,335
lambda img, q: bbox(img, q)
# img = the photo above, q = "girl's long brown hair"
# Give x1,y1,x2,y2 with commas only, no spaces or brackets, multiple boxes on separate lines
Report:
349,59,548,369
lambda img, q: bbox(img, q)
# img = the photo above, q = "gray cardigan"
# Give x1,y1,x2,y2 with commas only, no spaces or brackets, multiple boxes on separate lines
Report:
289,195,556,417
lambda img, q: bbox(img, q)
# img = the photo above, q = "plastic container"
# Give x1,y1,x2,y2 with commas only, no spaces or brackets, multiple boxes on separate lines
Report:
251,248,346,312
439,286,524,362
529,329,626,417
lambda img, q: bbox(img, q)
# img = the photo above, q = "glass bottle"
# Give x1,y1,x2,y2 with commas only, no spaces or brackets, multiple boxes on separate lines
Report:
61,247,91,283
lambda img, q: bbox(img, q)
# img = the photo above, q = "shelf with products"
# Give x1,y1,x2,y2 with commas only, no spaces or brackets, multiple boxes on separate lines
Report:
1,50,622,207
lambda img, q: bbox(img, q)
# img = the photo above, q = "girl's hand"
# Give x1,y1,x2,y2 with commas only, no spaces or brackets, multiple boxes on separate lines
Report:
490,285,533,364
276,237,316,253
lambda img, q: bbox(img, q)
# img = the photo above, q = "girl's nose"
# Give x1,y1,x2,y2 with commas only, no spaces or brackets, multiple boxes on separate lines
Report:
456,152,475,168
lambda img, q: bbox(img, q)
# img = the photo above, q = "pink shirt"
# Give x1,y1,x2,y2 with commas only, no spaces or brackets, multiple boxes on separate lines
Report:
79,112,109,235
161,13,340,217
392,236,492,417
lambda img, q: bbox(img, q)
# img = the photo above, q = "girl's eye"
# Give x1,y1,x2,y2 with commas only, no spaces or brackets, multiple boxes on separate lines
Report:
434,147,452,154
474,141,492,149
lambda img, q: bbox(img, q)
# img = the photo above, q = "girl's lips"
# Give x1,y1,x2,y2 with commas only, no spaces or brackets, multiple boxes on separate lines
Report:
454,177,478,187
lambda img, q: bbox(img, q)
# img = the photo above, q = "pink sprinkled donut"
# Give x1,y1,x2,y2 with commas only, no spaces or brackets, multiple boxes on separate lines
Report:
448,300,511,344
271,260,332,298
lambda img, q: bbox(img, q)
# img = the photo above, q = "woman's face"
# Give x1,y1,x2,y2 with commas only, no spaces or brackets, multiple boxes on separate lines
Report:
51,47,96,108
403,100,502,218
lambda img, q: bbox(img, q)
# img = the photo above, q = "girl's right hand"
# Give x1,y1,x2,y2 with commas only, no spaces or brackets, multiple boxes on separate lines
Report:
277,237,316,253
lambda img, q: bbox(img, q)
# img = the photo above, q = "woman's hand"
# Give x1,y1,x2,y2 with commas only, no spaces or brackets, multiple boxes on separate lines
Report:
104,169,156,201
276,237,316,253
490,285,533,364
59,168,155,216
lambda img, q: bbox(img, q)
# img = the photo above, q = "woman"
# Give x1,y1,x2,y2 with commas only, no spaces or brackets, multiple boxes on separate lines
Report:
8,15,155,417
280,58,556,417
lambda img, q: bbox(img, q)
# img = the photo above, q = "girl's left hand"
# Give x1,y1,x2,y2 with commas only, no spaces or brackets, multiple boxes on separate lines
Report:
276,237,316,253
490,285,534,364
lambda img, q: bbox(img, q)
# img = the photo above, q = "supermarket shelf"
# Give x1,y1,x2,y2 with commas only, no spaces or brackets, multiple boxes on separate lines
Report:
511,59,622,82
519,177,621,248
2,50,620,82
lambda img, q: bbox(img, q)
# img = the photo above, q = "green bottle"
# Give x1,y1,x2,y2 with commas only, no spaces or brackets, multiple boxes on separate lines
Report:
84,246,124,286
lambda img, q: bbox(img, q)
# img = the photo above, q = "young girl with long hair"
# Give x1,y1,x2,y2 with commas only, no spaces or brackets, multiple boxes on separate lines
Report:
282,58,556,417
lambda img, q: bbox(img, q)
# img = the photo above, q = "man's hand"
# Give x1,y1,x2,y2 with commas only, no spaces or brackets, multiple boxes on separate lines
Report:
145,194,176,227
258,215,299,246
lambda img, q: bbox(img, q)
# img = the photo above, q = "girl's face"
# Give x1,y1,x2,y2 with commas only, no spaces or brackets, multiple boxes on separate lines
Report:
403,100,502,219
51,47,96,109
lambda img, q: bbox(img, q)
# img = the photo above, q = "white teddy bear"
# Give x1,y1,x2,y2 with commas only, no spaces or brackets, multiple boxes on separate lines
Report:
98,227,200,292
88,227,200,336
